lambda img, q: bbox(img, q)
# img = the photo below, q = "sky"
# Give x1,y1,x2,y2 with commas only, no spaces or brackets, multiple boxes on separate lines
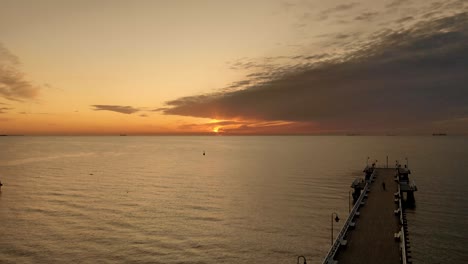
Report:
0,0,467,135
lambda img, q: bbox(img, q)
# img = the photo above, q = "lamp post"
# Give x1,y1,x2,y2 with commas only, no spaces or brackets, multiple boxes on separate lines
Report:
331,212,340,245
297,255,307,264
405,157,408,168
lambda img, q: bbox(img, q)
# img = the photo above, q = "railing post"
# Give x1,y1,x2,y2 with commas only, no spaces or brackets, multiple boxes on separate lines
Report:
348,190,351,213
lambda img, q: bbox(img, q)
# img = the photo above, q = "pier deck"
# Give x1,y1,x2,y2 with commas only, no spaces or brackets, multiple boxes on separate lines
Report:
335,168,400,264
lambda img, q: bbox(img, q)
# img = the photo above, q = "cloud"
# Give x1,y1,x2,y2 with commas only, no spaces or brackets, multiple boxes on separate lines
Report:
386,0,410,9
151,107,167,112
0,107,12,114
179,119,319,134
0,44,19,65
420,0,468,17
0,43,40,101
324,3,360,14
355,12,379,21
396,16,414,23
91,105,141,114
162,13,468,133
318,3,360,20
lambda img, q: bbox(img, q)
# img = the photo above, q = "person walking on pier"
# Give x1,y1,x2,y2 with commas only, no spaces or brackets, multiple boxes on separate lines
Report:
382,181,386,191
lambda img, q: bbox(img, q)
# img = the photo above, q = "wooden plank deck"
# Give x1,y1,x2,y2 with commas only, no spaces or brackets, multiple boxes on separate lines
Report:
335,168,401,264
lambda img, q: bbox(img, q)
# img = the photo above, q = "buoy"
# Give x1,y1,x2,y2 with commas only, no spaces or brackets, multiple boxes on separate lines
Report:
203,151,205,156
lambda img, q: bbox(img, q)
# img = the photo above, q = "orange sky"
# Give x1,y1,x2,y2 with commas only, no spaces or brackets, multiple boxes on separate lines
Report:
0,1,298,134
1,0,467,135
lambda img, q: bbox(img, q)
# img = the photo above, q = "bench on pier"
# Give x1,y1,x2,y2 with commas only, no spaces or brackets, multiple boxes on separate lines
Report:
394,231,402,241
349,221,356,229
339,238,348,247
355,211,360,217
394,198,400,204
394,208,401,215
394,192,400,198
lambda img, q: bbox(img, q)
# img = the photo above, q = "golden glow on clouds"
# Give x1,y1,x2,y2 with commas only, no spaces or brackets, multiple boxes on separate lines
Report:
3,1,459,135
0,1,299,134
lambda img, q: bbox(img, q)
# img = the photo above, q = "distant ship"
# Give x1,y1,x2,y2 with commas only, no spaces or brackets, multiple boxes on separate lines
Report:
432,133,447,136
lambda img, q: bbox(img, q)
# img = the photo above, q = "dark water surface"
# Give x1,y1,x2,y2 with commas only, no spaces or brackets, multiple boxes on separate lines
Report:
0,136,467,263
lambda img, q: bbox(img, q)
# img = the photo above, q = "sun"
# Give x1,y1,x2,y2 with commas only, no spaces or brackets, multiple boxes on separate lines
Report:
212,126,221,133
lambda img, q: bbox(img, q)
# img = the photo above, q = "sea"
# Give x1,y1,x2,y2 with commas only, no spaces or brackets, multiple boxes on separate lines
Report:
0,136,467,263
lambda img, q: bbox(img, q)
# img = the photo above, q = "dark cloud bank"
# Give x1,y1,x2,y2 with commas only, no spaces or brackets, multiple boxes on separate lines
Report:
162,13,468,133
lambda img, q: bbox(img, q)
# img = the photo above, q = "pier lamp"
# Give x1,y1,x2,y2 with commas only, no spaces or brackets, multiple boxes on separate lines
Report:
297,255,307,264
331,212,340,245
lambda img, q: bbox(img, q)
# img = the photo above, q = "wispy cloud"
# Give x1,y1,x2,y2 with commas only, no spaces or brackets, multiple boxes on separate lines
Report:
0,44,19,65
355,11,379,21
91,105,141,114
395,16,414,23
0,43,40,101
162,13,468,133
318,3,360,20
0,107,12,114
386,0,410,9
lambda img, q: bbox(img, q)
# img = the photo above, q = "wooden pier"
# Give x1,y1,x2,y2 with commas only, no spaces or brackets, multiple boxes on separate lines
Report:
322,166,417,264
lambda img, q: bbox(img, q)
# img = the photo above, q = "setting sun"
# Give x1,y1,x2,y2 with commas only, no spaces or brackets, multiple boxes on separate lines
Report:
212,126,221,133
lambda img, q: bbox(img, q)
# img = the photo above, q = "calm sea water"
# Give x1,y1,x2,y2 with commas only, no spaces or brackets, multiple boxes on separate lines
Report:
0,136,467,263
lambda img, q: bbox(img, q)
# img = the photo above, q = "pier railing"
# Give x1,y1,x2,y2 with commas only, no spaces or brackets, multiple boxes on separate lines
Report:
396,184,408,264
322,170,376,264
397,185,403,225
